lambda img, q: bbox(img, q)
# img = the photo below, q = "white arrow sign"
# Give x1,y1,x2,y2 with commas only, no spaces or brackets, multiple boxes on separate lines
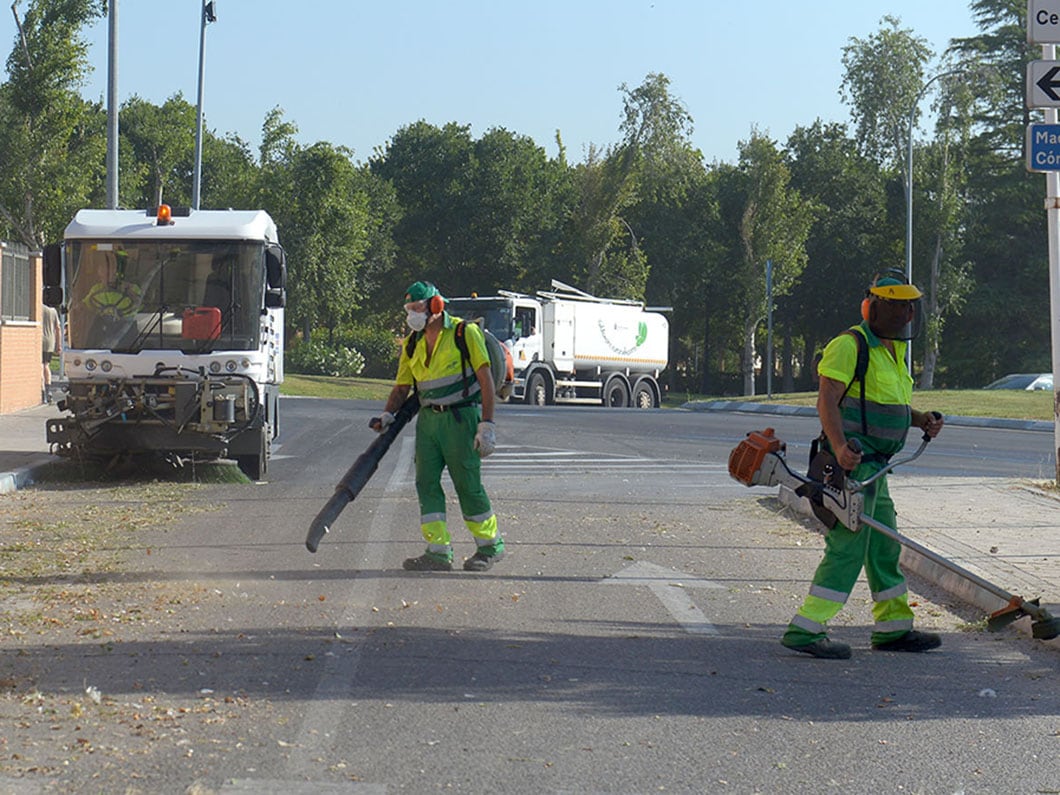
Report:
604,561,724,636
1028,60,1060,108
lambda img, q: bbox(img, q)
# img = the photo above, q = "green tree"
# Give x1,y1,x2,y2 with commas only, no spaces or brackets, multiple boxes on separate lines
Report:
619,73,710,389
275,142,371,342
841,16,933,176
943,0,1050,386
784,120,889,388
840,15,982,389
0,0,105,246
724,131,816,396
119,94,196,208
369,120,476,293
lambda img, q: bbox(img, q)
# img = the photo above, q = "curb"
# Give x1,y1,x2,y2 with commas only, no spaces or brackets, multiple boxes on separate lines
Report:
681,400,1054,432
0,455,54,495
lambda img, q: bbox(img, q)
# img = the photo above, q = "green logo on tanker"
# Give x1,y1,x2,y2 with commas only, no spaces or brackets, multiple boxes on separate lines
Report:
598,318,648,355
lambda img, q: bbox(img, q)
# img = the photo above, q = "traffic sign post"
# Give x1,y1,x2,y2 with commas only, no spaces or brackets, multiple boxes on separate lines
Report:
1027,5,1060,478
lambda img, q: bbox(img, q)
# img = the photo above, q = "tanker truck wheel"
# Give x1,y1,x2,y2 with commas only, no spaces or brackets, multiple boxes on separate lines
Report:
526,371,552,406
632,379,657,409
602,375,630,408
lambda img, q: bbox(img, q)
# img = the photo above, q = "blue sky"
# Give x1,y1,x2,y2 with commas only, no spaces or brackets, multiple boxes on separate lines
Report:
2,1,985,165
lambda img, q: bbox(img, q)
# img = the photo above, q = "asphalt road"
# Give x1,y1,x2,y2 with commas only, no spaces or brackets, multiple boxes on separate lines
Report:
1,398,1057,794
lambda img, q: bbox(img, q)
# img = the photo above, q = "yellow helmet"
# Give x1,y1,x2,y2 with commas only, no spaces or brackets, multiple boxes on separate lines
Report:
868,276,922,301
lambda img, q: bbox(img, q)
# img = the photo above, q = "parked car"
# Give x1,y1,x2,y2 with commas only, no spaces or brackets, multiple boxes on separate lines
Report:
982,373,1053,391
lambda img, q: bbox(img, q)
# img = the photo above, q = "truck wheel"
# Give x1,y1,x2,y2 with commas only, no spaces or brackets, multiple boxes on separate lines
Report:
633,380,657,409
603,375,630,408
526,371,550,406
236,427,268,480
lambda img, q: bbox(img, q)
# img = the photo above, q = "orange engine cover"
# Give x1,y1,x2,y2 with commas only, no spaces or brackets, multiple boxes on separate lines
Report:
728,428,785,485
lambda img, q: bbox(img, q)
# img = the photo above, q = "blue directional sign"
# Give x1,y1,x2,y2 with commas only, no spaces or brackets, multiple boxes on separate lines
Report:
1027,123,1060,172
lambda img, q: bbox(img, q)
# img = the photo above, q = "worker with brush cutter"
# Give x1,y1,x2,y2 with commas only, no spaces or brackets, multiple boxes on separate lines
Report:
371,281,503,572
782,272,945,659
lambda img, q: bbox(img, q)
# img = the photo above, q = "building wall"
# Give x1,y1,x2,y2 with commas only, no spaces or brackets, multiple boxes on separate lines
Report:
0,251,44,413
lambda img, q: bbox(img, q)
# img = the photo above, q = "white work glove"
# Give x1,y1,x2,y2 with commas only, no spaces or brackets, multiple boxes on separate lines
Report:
474,420,496,457
369,411,395,433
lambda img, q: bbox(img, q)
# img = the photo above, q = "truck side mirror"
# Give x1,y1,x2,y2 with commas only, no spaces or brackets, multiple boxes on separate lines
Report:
43,286,64,308
265,244,286,289
264,243,286,308
43,243,62,287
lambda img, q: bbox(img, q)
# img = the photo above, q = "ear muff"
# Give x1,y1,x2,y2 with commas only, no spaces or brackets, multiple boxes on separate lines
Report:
861,297,871,321
428,294,444,315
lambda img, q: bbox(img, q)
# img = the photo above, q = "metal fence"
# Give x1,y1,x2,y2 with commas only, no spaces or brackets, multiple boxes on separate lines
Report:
1,241,32,321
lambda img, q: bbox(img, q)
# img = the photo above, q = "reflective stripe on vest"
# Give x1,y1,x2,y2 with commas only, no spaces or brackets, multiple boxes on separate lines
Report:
826,324,912,457
396,313,483,406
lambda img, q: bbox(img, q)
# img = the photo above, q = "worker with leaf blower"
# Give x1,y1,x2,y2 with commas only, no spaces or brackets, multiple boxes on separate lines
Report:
782,272,945,659
371,281,504,572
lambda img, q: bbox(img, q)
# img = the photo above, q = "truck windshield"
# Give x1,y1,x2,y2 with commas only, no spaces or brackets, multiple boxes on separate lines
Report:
65,240,265,352
446,299,513,342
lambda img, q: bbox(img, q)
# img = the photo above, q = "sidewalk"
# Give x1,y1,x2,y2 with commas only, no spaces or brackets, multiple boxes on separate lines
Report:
0,401,63,494
2,400,1058,648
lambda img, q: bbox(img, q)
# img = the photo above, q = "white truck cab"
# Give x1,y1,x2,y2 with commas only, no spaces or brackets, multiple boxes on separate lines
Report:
43,205,286,479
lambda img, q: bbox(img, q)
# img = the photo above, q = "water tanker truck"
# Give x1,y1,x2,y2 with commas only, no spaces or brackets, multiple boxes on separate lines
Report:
446,279,669,408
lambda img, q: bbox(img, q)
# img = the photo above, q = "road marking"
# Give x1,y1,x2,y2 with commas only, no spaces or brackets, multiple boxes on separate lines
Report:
284,436,414,785
221,780,384,793
604,561,724,636
487,446,722,473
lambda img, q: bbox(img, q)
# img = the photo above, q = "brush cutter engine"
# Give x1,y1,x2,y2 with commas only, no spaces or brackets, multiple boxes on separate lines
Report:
728,427,865,531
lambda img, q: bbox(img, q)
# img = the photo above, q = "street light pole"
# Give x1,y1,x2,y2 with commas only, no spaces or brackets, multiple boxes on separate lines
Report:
105,0,118,209
904,68,960,373
191,1,217,211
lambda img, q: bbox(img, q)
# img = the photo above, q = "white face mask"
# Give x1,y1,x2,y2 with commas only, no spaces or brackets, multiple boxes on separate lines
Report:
406,310,427,332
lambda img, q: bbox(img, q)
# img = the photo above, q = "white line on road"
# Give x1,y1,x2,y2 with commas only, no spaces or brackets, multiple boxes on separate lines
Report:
284,436,415,786
604,560,724,636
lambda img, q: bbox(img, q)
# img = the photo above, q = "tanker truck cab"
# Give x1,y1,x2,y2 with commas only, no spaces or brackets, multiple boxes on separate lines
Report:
43,205,286,480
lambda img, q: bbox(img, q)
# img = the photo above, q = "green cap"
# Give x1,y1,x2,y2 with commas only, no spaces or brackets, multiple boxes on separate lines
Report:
404,281,442,303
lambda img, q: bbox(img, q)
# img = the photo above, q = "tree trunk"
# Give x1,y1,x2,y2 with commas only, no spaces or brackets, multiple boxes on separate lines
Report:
920,233,944,390
802,336,817,391
742,316,757,396
699,311,712,395
782,330,795,393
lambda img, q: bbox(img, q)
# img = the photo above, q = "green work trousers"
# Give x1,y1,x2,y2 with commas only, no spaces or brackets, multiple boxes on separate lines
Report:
414,405,498,557
782,462,915,647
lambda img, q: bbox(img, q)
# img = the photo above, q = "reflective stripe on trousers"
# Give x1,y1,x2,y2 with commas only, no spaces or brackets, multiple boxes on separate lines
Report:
415,405,498,549
782,463,914,647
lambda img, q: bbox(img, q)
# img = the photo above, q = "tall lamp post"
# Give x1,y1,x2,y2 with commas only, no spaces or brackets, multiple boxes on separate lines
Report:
191,1,217,210
904,69,959,372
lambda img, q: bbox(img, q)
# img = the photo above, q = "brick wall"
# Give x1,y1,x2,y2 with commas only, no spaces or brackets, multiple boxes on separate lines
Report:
0,251,44,413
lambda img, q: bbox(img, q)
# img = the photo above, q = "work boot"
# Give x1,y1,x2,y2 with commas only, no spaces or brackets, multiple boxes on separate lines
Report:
463,545,505,572
782,638,852,659
872,630,941,653
402,551,452,572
